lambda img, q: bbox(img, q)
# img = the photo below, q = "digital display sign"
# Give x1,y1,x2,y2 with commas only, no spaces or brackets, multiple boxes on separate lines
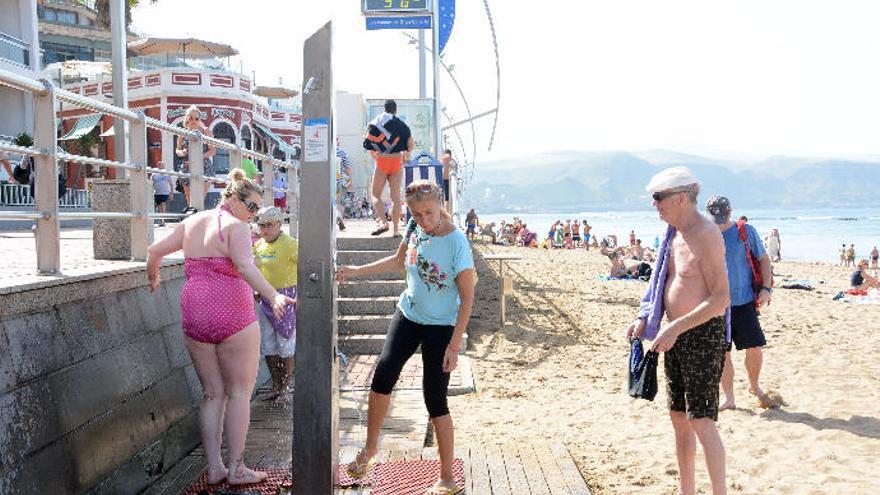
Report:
363,0,431,15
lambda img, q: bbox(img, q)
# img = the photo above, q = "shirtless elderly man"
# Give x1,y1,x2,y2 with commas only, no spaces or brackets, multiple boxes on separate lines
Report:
626,167,731,495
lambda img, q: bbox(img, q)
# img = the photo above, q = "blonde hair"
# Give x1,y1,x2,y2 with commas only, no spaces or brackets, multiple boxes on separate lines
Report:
183,105,202,124
404,179,450,219
223,168,262,200
405,179,443,204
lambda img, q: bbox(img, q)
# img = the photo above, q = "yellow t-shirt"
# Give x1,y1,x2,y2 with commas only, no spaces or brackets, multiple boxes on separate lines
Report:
253,233,298,289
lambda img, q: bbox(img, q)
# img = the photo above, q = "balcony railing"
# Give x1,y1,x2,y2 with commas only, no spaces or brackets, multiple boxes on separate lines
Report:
0,33,30,68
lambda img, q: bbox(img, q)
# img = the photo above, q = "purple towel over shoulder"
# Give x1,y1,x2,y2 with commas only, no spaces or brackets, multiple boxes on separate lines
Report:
260,286,297,339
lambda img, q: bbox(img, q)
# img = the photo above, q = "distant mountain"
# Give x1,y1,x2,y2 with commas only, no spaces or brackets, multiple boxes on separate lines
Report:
460,150,880,213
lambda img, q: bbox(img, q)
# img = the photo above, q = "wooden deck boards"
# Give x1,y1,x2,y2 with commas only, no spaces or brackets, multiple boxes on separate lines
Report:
141,343,590,494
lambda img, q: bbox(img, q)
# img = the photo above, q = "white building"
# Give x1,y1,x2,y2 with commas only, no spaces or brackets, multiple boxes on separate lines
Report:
0,0,40,138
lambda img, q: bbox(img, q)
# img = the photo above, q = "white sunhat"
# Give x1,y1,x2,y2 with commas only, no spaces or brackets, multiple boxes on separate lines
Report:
645,166,700,193
255,206,284,225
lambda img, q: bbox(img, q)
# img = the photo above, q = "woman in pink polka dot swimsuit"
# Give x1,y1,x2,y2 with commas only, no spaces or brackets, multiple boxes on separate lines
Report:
147,168,294,486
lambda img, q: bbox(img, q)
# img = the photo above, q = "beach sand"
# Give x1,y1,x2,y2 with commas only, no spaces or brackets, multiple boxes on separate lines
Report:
450,242,879,494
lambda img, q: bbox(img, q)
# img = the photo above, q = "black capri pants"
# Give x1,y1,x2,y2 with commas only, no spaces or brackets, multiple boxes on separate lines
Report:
371,310,454,418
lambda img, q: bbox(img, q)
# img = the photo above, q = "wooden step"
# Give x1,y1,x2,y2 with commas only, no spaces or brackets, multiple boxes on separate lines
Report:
338,280,406,298
337,250,394,266
337,236,401,251
337,296,398,316
338,314,394,335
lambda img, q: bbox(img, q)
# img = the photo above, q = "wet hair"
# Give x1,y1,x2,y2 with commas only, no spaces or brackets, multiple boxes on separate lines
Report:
443,149,452,155
223,168,262,201
384,99,397,114
183,105,202,124
404,179,442,204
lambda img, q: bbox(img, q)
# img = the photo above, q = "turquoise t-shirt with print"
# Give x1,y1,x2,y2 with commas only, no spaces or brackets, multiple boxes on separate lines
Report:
398,222,474,326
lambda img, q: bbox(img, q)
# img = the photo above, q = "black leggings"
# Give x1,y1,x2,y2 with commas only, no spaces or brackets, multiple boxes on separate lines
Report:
370,310,454,418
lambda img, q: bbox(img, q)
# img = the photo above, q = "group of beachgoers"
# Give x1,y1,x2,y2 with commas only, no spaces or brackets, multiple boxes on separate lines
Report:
144,99,472,494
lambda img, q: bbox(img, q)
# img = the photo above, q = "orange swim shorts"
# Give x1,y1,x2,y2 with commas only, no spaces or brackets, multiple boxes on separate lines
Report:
375,153,404,176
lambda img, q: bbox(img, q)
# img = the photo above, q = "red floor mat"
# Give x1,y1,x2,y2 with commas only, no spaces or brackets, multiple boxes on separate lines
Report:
364,459,465,495
184,459,464,494
183,467,291,495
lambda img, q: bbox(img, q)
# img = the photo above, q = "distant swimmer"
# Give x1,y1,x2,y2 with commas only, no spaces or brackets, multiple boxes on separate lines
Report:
626,167,730,495
871,246,879,270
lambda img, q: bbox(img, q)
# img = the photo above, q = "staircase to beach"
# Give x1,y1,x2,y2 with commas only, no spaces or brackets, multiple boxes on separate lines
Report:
336,220,469,357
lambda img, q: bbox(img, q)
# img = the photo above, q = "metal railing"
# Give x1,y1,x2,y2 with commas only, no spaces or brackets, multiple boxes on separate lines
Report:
0,66,299,274
0,32,30,68
1,183,90,208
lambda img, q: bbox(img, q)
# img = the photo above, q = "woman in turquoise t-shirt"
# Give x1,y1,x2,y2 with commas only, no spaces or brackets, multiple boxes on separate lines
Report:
336,180,474,495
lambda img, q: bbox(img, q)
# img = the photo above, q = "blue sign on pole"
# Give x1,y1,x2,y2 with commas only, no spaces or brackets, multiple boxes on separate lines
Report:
438,0,455,54
365,15,432,30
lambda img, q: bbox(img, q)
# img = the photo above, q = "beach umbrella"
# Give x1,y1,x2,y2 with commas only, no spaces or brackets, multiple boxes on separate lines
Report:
127,37,238,64
252,86,300,99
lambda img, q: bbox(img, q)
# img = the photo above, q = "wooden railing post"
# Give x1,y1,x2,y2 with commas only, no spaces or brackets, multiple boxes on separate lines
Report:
263,158,275,208
34,79,60,274
189,132,205,211
129,112,150,259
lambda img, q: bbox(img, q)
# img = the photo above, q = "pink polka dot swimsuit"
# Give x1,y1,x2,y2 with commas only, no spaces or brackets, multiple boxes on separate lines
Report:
180,206,256,344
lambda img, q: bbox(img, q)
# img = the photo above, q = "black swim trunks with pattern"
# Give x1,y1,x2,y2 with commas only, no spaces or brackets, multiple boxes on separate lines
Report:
665,316,727,421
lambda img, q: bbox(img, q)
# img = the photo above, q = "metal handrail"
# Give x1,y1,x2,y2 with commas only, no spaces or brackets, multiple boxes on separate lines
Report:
0,141,44,157
56,151,141,172
55,86,142,122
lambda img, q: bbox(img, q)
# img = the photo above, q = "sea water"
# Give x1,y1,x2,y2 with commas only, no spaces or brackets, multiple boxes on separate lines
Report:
476,208,880,263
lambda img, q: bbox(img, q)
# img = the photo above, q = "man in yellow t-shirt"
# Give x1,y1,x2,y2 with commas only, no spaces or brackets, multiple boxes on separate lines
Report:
253,207,298,402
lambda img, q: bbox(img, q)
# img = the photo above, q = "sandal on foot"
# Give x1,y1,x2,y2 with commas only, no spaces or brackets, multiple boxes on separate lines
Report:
426,482,463,495
346,451,376,480
371,226,389,236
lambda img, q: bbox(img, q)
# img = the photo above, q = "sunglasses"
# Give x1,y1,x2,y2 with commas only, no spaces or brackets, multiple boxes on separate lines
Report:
241,198,261,213
652,190,681,202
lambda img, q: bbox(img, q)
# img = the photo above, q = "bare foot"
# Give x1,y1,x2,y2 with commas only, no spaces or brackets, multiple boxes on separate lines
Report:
227,462,267,485
719,399,737,411
206,466,228,484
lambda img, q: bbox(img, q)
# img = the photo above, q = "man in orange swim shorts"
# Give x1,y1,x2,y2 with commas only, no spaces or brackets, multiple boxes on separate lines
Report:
363,99,413,236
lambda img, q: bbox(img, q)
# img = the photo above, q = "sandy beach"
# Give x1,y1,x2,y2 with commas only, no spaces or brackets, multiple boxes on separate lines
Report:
450,242,879,494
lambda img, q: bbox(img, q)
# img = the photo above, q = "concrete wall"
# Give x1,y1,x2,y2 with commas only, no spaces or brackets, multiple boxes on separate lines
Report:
0,262,268,493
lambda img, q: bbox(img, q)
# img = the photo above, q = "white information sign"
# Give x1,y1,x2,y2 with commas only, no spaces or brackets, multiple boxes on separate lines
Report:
303,117,329,163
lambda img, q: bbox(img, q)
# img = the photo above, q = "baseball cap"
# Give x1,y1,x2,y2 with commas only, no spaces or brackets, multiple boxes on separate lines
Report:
705,195,732,224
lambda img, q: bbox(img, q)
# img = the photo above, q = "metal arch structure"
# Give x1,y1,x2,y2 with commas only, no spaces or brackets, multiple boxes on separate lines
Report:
401,0,500,191
482,0,501,153
402,32,477,188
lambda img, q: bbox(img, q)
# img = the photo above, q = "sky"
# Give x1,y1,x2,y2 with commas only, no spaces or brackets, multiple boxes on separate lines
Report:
131,1,880,164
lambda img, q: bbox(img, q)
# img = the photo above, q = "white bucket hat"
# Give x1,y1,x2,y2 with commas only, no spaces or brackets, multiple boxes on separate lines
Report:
645,167,700,193
255,206,284,225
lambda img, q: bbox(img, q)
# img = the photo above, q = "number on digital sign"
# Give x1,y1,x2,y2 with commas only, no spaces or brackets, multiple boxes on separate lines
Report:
401,0,410,7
